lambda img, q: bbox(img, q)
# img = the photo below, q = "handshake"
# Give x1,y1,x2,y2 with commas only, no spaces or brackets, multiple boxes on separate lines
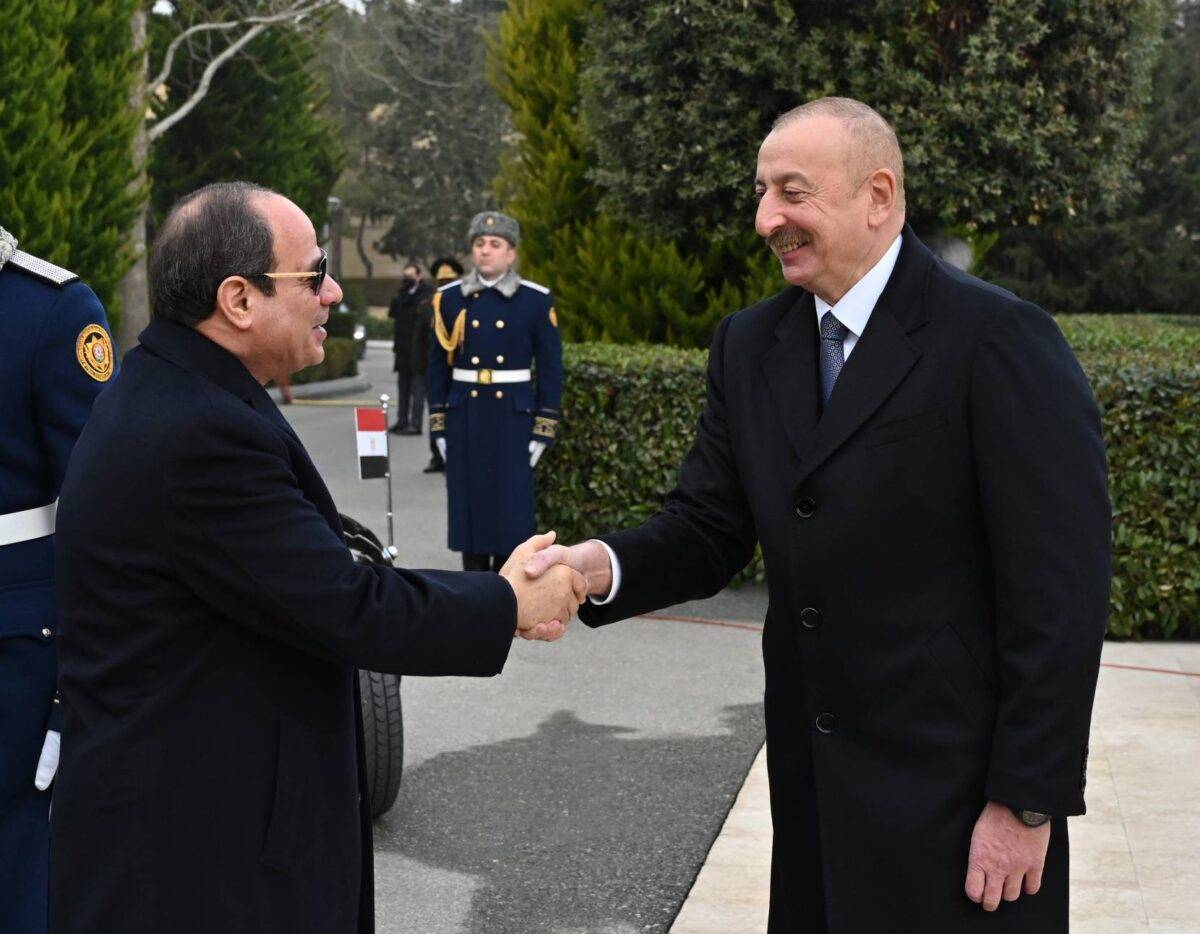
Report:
498,531,614,641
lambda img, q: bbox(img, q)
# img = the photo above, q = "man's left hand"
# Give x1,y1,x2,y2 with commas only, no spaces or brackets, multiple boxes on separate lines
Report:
964,801,1050,911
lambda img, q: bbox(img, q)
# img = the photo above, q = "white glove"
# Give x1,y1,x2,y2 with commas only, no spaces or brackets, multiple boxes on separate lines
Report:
34,729,60,791
529,440,547,467
436,438,447,462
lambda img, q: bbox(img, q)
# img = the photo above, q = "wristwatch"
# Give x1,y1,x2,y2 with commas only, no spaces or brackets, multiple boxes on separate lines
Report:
1010,807,1051,828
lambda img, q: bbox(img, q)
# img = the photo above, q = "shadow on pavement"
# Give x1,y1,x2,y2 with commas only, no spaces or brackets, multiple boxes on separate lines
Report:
375,704,765,933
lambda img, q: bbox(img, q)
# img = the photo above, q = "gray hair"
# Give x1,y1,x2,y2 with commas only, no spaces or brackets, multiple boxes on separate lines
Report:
773,97,905,202
149,181,280,328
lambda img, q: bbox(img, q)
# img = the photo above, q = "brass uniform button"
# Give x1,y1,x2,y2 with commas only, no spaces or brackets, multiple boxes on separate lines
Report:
471,356,480,365
496,355,505,364
470,389,479,398
495,320,505,329
472,319,480,328
42,628,52,638
496,391,504,399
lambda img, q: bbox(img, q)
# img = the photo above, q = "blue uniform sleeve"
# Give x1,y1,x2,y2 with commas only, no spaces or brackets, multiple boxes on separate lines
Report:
532,295,563,446
427,290,452,438
33,281,115,488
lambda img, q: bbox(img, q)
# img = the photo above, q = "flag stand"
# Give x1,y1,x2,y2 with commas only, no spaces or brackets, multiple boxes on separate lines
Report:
379,393,397,558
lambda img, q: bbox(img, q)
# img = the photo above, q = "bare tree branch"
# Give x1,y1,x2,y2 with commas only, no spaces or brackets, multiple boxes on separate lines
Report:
148,0,335,99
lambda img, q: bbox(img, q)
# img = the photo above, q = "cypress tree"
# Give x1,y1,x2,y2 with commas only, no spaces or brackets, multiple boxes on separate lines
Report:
63,0,145,322
0,0,81,265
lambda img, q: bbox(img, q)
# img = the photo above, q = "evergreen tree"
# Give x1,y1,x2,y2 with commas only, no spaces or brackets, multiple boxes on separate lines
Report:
0,0,79,263
150,7,344,231
63,0,145,322
985,0,1199,313
0,0,142,321
491,0,783,347
582,0,1164,243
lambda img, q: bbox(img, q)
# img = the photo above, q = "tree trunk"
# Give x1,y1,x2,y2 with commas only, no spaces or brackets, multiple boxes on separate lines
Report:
117,8,150,354
355,212,373,279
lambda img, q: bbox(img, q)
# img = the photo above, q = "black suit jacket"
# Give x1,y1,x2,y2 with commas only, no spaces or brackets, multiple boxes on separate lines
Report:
581,229,1110,932
51,319,516,934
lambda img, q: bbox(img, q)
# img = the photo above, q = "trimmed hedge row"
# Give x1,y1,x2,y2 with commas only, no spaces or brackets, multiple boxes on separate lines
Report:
290,337,359,386
537,315,1200,639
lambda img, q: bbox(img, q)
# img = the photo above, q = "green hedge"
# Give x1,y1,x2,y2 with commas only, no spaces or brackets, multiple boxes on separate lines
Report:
290,337,359,386
537,315,1200,639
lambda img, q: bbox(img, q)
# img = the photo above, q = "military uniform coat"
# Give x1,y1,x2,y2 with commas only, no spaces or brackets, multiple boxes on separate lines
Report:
428,271,563,556
580,229,1111,932
0,246,114,934
50,319,518,933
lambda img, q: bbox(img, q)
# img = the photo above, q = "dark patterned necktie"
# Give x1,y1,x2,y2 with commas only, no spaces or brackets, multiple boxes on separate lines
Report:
819,311,850,405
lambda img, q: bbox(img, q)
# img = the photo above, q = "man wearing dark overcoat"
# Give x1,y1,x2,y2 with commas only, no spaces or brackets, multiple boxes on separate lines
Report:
387,261,433,434
0,225,115,934
525,98,1111,932
49,182,583,934
428,212,563,572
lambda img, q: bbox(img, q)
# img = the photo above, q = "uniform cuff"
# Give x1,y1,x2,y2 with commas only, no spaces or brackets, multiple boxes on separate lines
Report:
586,540,621,606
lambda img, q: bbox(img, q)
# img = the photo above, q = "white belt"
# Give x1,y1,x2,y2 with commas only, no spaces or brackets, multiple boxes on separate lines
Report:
0,501,57,547
452,367,531,385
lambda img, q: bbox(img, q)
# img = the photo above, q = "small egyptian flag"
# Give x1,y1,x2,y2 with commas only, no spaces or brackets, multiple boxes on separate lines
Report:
355,408,389,479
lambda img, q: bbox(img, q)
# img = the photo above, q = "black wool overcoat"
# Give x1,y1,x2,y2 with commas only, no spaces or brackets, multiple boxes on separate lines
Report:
580,229,1111,933
50,319,517,934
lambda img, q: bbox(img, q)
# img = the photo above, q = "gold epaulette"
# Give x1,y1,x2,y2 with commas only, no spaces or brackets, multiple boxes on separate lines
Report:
432,290,466,364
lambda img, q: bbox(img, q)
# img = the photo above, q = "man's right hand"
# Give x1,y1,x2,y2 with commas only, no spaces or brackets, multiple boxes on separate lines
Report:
500,532,587,641
522,539,613,600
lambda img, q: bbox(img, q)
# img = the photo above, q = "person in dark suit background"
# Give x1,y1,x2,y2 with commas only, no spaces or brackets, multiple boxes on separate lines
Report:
525,98,1110,932
0,225,115,934
50,181,584,934
387,261,433,435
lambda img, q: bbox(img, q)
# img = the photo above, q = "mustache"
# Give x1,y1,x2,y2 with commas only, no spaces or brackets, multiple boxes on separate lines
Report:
766,227,810,254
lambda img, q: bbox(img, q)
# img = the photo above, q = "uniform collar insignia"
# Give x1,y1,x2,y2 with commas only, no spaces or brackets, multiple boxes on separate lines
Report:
0,225,17,271
460,267,521,299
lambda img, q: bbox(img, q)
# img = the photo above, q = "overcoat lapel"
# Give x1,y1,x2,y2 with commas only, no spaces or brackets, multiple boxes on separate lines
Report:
792,227,933,486
762,287,820,464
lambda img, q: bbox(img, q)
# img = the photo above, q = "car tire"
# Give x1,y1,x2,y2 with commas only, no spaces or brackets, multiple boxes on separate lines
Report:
358,668,403,818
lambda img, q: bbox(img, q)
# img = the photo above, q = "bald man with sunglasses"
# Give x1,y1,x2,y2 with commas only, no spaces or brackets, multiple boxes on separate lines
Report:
48,182,584,934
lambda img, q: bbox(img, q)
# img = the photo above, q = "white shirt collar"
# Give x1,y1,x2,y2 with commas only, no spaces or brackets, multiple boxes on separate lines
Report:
479,274,501,288
813,234,903,338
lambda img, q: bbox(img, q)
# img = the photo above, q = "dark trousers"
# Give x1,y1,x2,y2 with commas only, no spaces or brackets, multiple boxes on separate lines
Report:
394,372,426,430
462,553,504,573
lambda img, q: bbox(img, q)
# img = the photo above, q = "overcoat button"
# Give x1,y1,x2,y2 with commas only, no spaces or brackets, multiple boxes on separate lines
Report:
470,389,479,398
795,497,816,518
495,391,504,399
495,320,506,329
800,607,821,630
472,319,480,328
815,712,836,734
42,627,52,638
496,355,505,363
471,356,480,365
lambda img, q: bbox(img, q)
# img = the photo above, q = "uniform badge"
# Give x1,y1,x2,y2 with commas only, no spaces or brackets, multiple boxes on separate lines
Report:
549,308,558,328
76,324,114,382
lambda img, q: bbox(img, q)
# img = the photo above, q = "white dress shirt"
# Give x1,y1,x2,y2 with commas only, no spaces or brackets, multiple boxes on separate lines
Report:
813,233,902,360
591,234,903,606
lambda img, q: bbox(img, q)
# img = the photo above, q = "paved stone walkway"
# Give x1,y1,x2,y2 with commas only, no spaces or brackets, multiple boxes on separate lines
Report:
671,641,1200,933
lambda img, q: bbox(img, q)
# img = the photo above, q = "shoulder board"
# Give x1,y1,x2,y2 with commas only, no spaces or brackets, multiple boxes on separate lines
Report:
520,279,550,295
8,250,79,287
437,279,462,293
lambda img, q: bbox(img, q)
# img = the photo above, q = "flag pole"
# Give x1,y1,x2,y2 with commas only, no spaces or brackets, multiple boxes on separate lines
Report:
380,393,397,558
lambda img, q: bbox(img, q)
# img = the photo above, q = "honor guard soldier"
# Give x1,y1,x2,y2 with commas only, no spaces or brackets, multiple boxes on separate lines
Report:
0,226,115,934
428,213,563,572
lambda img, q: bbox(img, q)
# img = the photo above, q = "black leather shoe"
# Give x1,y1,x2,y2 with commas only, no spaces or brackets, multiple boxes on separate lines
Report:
389,424,406,435
422,459,445,473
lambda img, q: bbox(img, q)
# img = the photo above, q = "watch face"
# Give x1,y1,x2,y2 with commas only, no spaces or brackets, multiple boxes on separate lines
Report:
1021,810,1051,827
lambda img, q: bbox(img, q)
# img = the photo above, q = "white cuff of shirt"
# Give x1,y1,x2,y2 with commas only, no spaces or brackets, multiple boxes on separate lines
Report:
586,539,621,606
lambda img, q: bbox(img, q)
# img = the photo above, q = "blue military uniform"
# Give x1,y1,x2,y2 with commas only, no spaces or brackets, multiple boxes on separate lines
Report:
428,267,563,558
0,230,114,934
